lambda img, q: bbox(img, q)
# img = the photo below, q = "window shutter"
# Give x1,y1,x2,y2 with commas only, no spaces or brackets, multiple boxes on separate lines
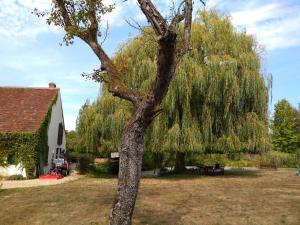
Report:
57,123,64,145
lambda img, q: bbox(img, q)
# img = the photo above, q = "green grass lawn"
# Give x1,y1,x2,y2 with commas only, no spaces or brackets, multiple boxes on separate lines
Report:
0,169,299,225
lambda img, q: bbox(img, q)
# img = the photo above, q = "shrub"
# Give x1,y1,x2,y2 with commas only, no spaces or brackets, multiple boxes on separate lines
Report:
186,153,228,166
87,160,118,177
67,151,81,163
7,174,25,180
259,151,299,168
142,151,162,171
78,154,94,174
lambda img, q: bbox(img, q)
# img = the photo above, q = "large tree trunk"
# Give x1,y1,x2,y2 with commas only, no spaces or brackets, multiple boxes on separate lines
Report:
52,1,195,225
109,108,150,225
175,152,186,173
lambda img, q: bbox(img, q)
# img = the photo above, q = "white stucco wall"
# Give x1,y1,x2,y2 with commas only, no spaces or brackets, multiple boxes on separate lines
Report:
44,90,66,174
0,163,26,177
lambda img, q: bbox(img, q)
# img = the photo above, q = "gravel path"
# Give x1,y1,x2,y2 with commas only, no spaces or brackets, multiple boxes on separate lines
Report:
0,173,81,189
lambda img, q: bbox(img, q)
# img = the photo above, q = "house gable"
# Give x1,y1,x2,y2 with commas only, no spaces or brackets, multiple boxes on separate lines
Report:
46,91,66,170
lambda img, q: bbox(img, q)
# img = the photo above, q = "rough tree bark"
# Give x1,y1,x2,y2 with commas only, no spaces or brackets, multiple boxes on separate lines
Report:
52,0,195,224
109,29,178,224
175,152,186,173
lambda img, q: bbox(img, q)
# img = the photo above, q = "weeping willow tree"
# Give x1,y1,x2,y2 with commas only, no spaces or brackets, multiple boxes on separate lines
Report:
76,10,271,171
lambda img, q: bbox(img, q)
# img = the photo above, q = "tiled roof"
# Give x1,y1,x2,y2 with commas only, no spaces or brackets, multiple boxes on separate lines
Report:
0,87,58,133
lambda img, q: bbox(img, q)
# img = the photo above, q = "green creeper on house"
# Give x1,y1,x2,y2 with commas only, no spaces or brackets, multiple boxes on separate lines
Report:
0,85,66,178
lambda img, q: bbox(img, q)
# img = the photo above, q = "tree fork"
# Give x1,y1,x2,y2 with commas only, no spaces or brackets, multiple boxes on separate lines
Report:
47,0,196,224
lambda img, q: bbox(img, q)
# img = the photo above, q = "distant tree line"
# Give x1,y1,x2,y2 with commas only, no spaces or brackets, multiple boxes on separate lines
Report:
272,99,300,153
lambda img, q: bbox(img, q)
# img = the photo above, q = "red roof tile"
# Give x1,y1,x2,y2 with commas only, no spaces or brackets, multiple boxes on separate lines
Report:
0,87,58,133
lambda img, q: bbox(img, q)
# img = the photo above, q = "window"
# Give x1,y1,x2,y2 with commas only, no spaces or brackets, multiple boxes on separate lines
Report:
56,148,59,159
7,154,14,165
57,123,64,145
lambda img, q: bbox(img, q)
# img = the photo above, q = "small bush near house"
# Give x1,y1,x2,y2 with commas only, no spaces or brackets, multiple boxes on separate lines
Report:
78,154,94,174
67,151,81,163
87,160,118,178
7,174,25,180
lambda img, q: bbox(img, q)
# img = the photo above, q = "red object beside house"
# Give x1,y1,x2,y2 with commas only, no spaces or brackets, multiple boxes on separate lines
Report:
39,174,64,180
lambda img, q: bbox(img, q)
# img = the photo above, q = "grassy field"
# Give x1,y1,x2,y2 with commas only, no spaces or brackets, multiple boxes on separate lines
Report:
0,169,299,225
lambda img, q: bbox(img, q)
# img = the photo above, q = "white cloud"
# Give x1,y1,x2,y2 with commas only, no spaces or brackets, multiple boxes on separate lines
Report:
102,0,125,26
231,4,281,26
64,115,78,131
229,1,300,50
246,13,300,50
0,0,128,40
18,0,50,10
0,0,143,42
0,0,59,39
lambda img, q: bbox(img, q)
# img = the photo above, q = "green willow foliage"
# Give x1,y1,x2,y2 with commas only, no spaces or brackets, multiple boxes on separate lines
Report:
76,10,271,155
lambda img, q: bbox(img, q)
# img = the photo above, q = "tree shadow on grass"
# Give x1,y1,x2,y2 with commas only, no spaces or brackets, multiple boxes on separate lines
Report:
86,167,261,180
156,168,261,180
134,207,181,225
86,172,117,179
222,168,261,178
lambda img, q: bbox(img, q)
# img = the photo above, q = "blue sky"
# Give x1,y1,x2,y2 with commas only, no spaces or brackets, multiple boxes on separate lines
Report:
0,0,299,130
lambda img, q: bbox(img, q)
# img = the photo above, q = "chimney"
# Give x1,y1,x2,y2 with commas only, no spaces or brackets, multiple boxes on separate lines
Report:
49,82,56,88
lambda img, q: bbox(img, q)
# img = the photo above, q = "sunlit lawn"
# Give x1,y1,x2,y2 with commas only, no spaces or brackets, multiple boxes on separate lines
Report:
0,169,299,225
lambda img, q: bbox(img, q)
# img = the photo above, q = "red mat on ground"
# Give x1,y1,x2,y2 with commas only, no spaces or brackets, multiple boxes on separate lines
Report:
39,174,64,180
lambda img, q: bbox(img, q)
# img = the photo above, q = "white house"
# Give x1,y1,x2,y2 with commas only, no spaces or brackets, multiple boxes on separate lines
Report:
0,83,66,177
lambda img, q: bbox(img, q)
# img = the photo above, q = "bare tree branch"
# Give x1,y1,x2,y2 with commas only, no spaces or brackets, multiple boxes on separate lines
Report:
175,0,193,58
100,20,109,46
136,0,178,105
125,18,157,44
200,0,206,6
55,0,141,104
56,0,73,32
183,0,193,51
170,0,185,26
87,1,98,40
137,0,168,36
151,107,164,120
85,39,141,103
135,0,193,105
